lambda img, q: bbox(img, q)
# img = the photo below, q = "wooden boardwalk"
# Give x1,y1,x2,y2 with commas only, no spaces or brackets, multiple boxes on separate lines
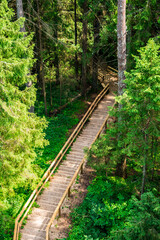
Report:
20,91,115,240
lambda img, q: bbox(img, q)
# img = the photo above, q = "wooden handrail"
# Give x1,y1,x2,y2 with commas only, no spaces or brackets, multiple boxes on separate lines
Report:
46,92,115,240
13,83,109,240
107,66,118,73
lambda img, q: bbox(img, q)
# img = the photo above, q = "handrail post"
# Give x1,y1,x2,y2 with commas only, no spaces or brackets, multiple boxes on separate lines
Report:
46,227,49,240
105,120,107,131
48,170,51,180
81,163,84,174
59,207,61,217
13,220,18,240
68,187,71,197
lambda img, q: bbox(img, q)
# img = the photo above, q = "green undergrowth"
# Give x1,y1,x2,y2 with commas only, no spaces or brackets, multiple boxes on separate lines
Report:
0,95,87,240
35,99,87,171
60,175,160,240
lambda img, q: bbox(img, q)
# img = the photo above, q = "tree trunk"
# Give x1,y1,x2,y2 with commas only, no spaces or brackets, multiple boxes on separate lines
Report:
50,79,53,107
74,0,78,82
16,0,26,32
54,1,60,85
141,158,146,195
152,137,157,181
141,133,148,195
117,0,126,96
16,0,34,112
126,3,132,70
115,156,127,178
92,15,100,92
54,28,60,85
81,1,88,97
36,0,47,116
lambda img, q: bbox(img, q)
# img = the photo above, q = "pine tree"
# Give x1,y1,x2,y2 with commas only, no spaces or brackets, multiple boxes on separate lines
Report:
0,0,48,198
89,39,160,193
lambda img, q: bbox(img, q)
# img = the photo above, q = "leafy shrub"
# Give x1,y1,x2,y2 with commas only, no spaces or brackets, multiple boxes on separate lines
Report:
108,192,160,240
66,177,133,240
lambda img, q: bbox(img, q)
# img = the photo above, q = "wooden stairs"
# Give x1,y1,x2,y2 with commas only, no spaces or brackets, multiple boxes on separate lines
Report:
19,92,114,240
14,67,117,240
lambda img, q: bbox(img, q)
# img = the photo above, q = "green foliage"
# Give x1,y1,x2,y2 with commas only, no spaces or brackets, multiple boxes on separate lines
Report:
116,39,160,170
89,39,160,187
66,176,133,240
35,100,85,170
0,1,48,238
127,0,160,68
66,39,160,240
0,0,48,197
62,177,160,240
108,192,160,240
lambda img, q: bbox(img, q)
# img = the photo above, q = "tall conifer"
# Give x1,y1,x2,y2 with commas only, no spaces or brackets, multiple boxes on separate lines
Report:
0,0,48,197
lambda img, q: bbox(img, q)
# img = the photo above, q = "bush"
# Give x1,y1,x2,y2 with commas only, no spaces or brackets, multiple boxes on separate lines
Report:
67,177,133,240
108,192,160,240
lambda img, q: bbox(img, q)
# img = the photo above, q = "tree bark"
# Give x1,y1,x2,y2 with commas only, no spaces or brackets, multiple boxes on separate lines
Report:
36,0,47,116
16,0,26,32
115,156,127,178
54,28,60,85
81,1,88,97
53,0,60,85
116,0,127,176
74,0,78,82
16,0,34,112
126,3,132,70
117,0,126,96
50,79,53,107
92,15,100,92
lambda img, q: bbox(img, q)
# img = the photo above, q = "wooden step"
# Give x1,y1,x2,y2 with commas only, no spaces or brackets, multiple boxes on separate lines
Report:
38,196,61,208
37,202,57,212
49,182,69,189
31,208,53,218
41,191,64,199
21,227,46,239
39,195,62,204
24,215,49,230
60,162,79,168
21,233,45,240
